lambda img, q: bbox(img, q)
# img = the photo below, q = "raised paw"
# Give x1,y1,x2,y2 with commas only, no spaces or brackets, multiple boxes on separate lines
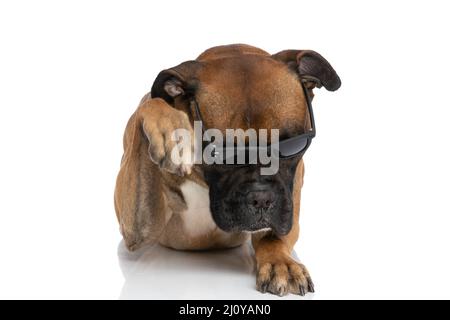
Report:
139,98,194,176
256,258,314,296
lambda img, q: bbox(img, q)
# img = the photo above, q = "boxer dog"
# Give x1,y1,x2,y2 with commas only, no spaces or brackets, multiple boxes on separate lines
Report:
114,44,341,296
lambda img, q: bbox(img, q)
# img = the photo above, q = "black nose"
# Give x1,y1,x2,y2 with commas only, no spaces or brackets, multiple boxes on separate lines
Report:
246,190,276,210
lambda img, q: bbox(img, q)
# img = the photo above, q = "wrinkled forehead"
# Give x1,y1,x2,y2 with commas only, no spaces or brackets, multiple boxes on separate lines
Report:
194,56,308,137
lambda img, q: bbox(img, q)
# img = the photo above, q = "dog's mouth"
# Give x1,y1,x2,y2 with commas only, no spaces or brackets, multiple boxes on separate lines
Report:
213,219,273,234
211,197,293,236
205,163,297,236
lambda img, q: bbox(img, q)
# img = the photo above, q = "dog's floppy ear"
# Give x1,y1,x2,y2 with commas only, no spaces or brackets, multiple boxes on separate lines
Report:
151,60,202,104
272,50,341,91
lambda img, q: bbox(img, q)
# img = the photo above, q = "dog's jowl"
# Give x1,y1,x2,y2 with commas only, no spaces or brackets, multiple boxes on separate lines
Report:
114,44,341,296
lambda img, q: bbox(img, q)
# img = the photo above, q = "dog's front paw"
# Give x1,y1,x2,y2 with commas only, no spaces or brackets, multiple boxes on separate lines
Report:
256,257,314,296
140,98,194,176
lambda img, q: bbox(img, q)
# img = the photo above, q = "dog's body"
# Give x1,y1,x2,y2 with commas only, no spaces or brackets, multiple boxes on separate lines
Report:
114,44,340,296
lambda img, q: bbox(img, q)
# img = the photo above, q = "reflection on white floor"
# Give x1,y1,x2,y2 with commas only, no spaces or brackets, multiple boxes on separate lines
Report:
117,240,309,300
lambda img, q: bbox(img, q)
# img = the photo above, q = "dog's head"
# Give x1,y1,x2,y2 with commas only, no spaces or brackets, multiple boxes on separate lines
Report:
151,44,341,236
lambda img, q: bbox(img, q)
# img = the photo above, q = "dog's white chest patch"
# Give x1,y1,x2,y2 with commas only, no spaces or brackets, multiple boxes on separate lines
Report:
179,180,217,238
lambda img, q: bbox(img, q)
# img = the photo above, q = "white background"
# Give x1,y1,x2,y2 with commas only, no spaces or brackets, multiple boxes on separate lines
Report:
0,0,449,299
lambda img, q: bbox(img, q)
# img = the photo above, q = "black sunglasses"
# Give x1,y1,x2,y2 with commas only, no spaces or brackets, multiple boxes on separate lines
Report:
191,80,316,165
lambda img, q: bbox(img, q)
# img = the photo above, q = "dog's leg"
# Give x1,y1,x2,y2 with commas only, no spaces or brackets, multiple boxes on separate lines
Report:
114,96,193,251
252,160,314,296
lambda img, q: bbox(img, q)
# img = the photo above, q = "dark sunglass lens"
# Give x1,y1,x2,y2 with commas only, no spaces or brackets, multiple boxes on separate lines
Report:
278,136,308,157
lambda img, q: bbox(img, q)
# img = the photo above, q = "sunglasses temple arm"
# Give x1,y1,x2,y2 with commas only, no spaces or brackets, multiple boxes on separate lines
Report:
301,81,316,136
